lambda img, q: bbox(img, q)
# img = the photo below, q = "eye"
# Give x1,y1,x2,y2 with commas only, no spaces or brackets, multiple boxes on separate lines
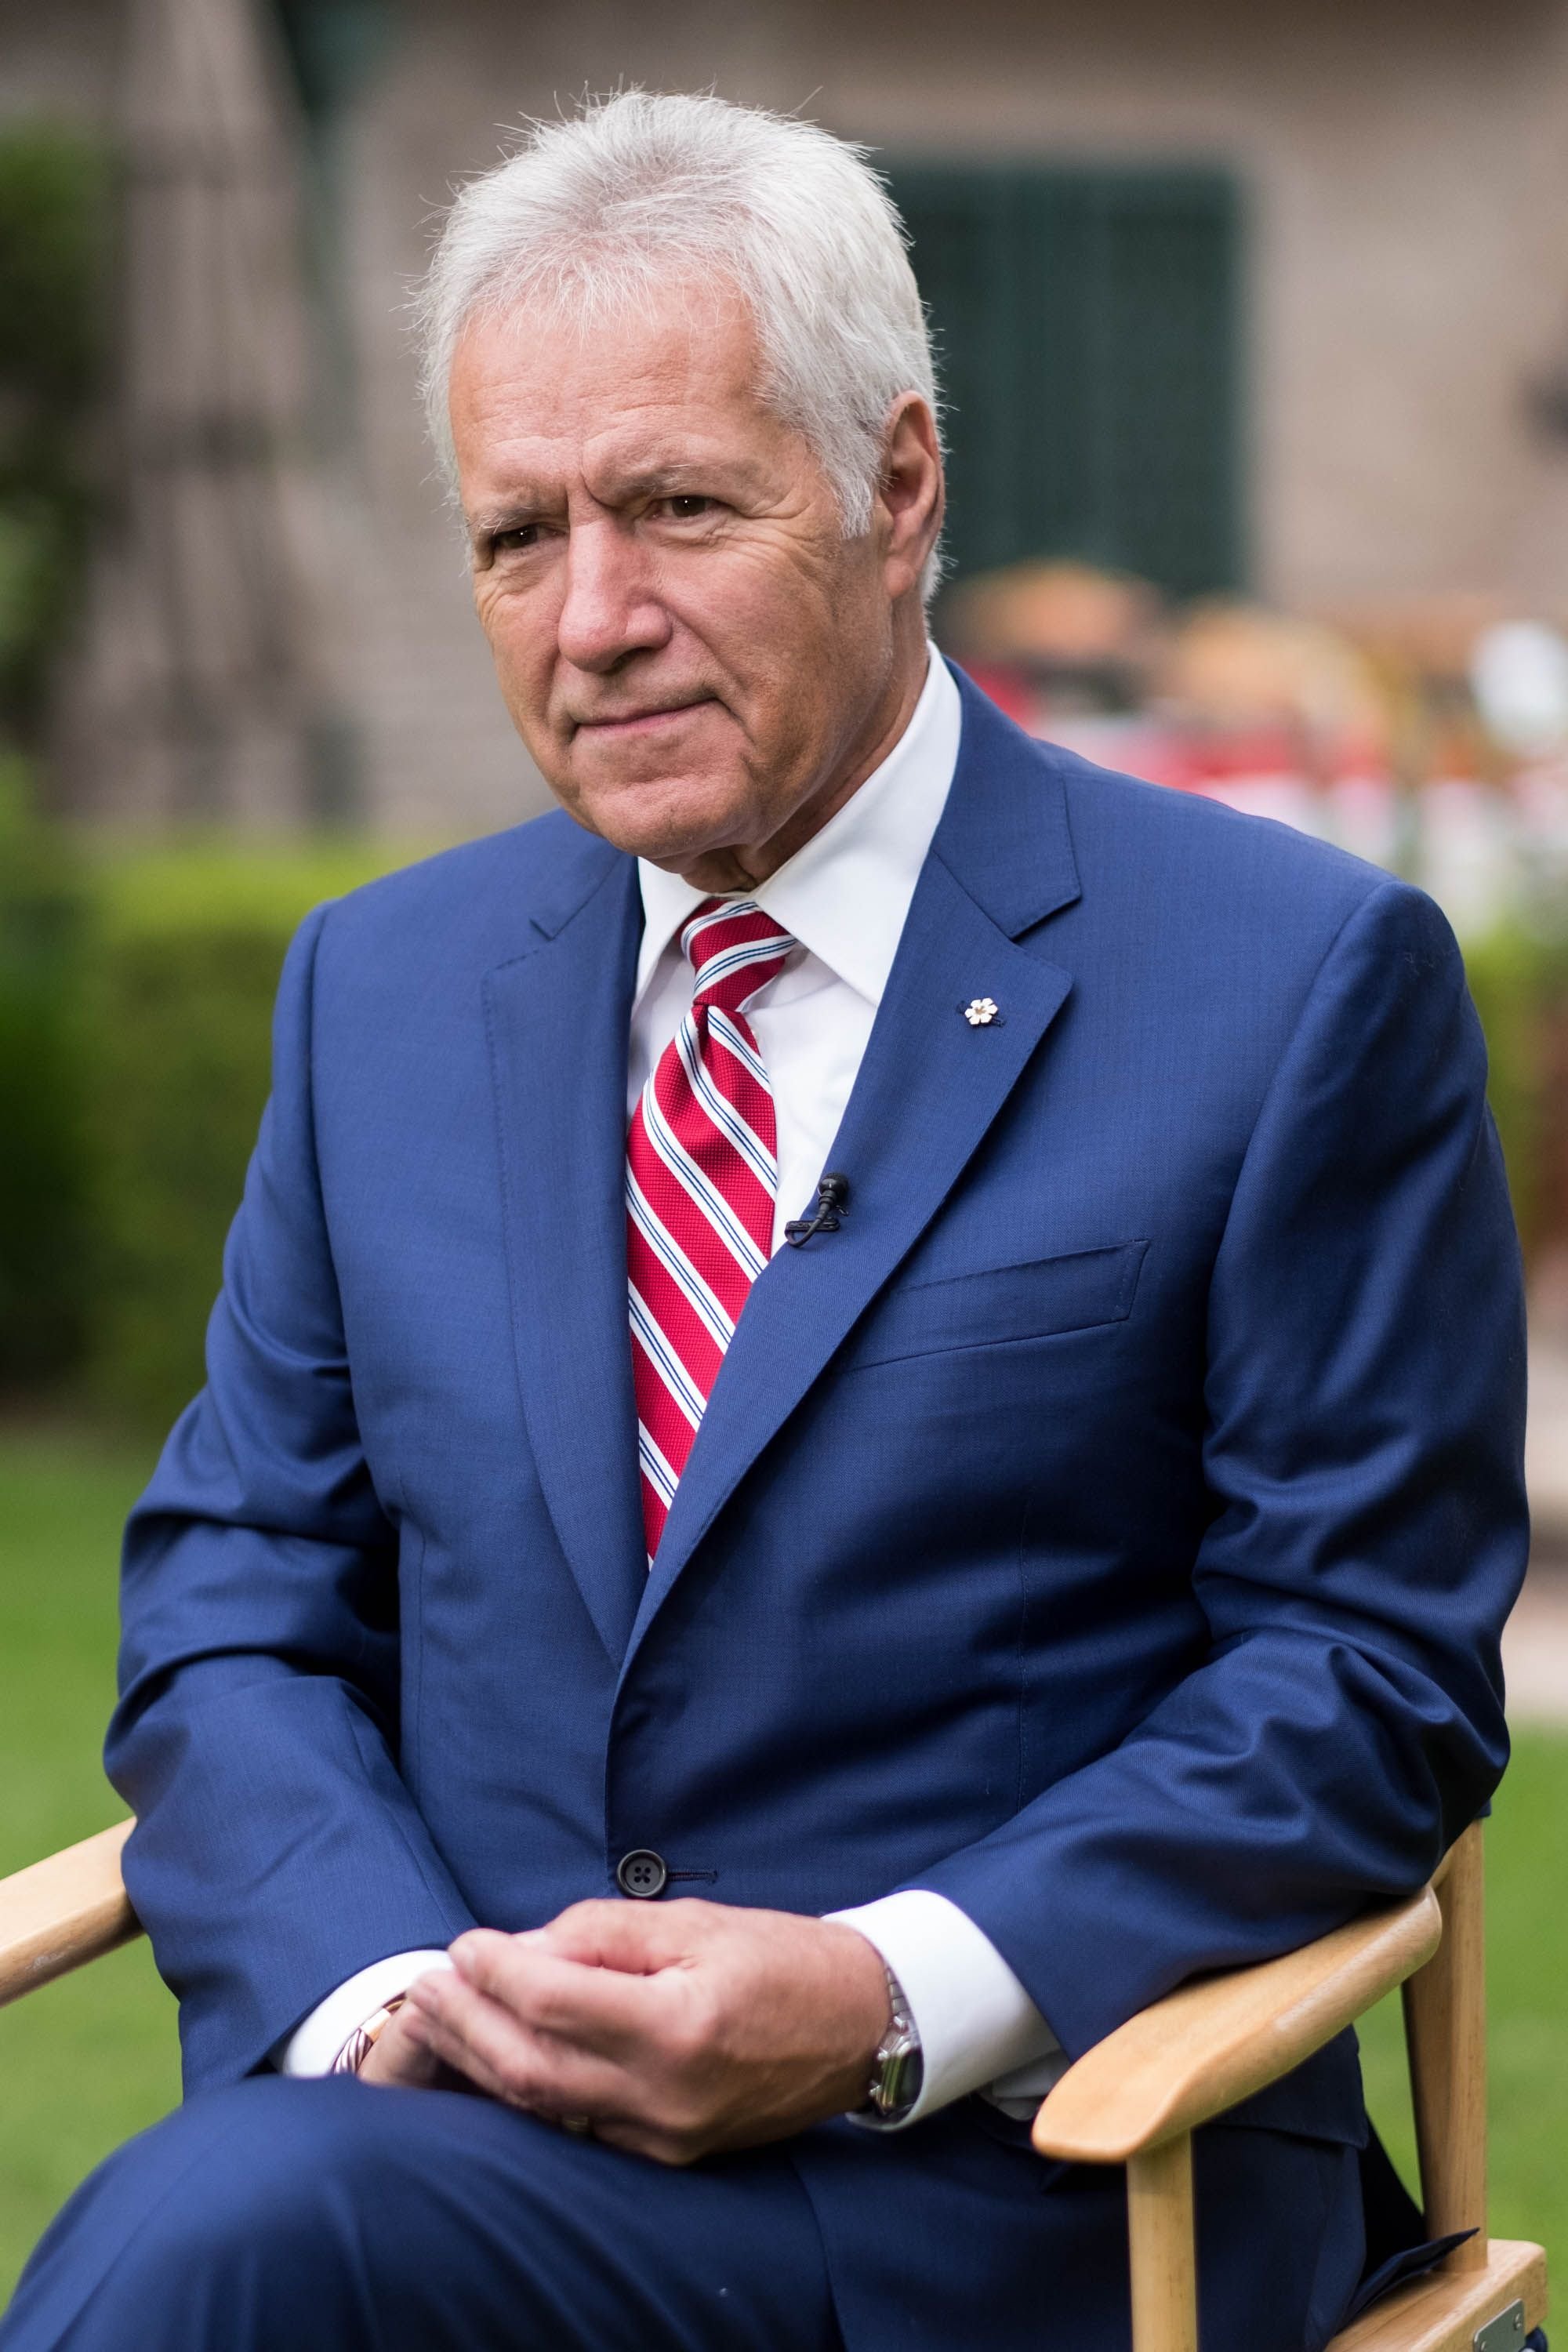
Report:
657,495,716,521
491,523,541,554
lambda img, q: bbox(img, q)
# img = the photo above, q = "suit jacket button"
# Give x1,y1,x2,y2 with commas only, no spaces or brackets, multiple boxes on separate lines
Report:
616,1849,669,1900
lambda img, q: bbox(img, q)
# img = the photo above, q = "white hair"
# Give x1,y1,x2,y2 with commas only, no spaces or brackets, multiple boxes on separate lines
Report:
414,91,942,584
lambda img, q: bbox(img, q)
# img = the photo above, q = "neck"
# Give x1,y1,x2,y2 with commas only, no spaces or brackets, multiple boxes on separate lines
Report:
677,630,930,896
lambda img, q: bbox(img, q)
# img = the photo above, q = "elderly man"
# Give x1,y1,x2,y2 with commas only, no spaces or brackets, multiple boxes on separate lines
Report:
1,91,1525,2352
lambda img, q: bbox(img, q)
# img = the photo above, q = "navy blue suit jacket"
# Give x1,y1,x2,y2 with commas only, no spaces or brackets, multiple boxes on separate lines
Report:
108,670,1526,2338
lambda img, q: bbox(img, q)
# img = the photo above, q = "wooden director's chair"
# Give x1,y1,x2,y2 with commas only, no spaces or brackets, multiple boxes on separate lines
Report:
0,1817,1549,2352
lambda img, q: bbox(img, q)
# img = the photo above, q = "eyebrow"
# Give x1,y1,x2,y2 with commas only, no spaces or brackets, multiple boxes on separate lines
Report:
607,459,757,500
466,456,764,540
467,501,550,541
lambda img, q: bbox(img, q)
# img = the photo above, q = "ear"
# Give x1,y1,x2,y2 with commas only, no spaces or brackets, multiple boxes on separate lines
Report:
874,394,944,602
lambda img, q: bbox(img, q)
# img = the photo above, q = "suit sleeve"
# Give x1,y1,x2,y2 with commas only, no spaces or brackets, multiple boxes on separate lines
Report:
912,877,1528,2059
106,902,477,2092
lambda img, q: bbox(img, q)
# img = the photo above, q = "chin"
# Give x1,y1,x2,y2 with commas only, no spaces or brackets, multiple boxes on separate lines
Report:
568,767,757,868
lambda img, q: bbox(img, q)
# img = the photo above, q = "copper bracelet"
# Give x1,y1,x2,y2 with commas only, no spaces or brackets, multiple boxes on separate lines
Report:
331,1992,410,2077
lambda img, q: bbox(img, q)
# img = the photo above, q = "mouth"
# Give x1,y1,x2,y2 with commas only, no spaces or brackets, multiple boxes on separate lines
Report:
572,697,716,739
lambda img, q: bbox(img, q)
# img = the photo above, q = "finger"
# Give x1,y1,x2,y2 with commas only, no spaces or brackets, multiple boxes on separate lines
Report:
529,1899,706,1973
357,2005,445,2091
445,1927,548,1965
402,1998,514,2106
407,1969,634,2118
416,2001,630,2126
443,1929,517,1981
445,1935,666,2057
422,1959,649,2076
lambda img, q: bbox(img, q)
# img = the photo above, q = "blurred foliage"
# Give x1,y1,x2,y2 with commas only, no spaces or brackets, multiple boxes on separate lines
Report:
1465,922,1568,1259
0,833,414,1428
81,842,409,1432
0,764,89,1388
0,122,111,743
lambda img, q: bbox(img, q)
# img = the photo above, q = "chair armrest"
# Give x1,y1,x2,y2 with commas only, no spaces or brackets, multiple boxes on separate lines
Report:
1032,1883,1441,2164
0,1821,142,2009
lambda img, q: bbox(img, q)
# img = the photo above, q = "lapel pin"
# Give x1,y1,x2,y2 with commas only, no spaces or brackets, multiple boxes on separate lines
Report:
961,996,1000,1027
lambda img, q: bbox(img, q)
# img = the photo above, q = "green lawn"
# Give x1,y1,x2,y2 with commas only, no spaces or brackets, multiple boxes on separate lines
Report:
0,1425,1562,2305
0,1424,179,2298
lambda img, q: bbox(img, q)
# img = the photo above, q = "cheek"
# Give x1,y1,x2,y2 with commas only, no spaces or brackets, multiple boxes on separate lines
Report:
673,557,845,714
477,593,557,721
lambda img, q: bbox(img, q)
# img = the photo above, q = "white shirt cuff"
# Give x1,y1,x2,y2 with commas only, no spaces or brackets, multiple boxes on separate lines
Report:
274,1948,455,2077
826,1889,1065,2128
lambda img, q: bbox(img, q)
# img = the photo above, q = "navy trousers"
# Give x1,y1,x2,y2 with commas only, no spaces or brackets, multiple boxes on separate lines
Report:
0,2078,1369,2351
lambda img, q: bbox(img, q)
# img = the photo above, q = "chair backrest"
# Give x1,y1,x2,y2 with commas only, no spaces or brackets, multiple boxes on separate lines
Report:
1400,1821,1487,2262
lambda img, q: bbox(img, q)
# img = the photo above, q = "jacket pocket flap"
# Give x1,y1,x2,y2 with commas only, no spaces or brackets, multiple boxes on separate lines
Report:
845,1240,1149,1370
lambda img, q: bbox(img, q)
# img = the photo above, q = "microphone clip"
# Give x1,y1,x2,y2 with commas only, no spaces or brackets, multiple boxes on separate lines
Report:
784,1172,850,1247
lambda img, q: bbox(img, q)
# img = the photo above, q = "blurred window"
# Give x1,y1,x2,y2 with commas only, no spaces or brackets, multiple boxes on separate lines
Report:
890,164,1244,600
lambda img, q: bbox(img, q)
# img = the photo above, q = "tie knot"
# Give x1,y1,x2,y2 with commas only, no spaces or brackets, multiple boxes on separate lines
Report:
681,898,794,1012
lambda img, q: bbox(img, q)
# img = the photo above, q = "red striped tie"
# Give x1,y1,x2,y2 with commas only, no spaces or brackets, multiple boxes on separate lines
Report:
626,897,795,1559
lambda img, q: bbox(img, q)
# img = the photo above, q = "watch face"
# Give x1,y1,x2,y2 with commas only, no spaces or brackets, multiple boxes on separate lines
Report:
869,1965,924,2120
876,2038,924,2119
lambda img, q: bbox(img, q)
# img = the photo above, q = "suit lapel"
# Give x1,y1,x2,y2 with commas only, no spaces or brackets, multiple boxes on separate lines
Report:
485,844,647,1664
622,673,1082,1667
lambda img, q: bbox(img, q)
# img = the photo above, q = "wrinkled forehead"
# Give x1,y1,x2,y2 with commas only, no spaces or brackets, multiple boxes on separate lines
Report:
447,276,804,503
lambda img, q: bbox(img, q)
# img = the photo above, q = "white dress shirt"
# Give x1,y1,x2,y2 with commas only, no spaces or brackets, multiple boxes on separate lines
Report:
283,650,1065,2124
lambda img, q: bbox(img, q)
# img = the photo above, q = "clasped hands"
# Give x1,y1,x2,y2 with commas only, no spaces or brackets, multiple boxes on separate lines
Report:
358,1900,893,2166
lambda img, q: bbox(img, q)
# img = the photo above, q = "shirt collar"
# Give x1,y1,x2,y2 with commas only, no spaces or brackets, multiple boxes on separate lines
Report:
634,648,961,1010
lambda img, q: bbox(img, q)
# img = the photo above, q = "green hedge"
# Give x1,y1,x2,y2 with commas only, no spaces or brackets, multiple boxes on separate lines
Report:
0,768,89,1385
79,843,411,1433
1463,924,1568,1260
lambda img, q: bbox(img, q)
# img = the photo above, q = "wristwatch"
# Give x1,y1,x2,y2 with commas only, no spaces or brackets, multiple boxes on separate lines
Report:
861,1964,924,2123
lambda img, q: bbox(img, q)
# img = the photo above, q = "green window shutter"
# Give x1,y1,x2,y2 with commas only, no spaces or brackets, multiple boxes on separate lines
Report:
889,164,1244,599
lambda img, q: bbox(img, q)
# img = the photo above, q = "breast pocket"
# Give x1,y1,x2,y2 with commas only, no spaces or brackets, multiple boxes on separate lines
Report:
844,1240,1149,1371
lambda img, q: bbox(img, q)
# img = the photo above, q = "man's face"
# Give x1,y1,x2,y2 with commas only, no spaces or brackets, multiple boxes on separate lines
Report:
448,281,938,884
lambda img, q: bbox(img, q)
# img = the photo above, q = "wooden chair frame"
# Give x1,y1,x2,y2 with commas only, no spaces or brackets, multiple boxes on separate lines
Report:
1033,1827,1547,2351
0,1819,1548,2350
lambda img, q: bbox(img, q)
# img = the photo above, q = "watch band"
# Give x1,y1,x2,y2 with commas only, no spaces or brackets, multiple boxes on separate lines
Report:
331,1992,409,2077
862,1963,924,2122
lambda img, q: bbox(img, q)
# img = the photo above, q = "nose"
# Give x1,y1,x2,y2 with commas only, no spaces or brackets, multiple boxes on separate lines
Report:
555,517,671,675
